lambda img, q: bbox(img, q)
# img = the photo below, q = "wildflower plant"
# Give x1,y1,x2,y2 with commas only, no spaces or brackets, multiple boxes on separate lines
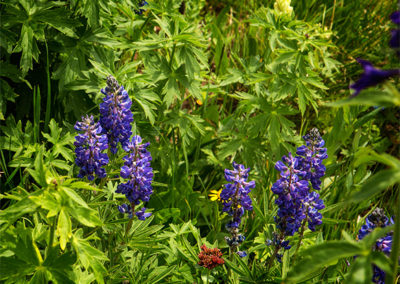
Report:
221,162,255,257
269,128,327,262
117,135,154,220
99,76,134,154
198,245,225,270
74,115,109,180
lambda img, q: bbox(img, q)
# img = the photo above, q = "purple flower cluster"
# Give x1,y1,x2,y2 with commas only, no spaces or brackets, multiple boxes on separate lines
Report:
99,76,134,154
358,208,394,284
221,162,255,257
350,10,400,97
221,162,255,228
116,135,153,220
270,128,327,254
74,115,109,180
350,60,400,97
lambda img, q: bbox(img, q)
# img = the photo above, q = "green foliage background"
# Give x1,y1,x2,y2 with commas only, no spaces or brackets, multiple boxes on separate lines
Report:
0,0,399,283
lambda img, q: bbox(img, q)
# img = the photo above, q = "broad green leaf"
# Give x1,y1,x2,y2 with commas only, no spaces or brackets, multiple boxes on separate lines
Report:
345,255,372,284
57,209,71,251
349,169,400,202
286,241,363,282
327,90,400,107
0,189,42,231
72,229,108,284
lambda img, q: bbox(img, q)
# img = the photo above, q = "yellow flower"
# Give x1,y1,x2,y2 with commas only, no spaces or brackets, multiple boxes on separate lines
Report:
208,189,241,208
209,189,222,201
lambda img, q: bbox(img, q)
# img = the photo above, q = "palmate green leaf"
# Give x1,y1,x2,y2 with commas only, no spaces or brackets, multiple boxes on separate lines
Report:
26,146,47,187
163,77,179,108
349,169,400,202
72,229,108,284
0,257,35,280
28,269,47,284
30,190,61,218
286,241,363,282
19,24,37,74
41,249,76,284
0,189,42,231
34,9,79,38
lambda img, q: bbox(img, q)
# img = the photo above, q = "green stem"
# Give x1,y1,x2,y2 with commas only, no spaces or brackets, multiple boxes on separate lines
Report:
46,215,57,258
169,44,176,68
266,245,280,270
125,202,136,239
292,208,309,264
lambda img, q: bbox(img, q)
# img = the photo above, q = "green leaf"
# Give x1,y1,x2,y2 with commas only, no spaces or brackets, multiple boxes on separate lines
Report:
19,24,35,74
68,205,102,227
29,269,47,284
0,257,34,280
57,209,72,250
0,189,42,231
345,255,372,284
349,169,400,202
72,229,108,284
146,265,176,283
327,90,400,107
286,241,363,282
26,146,47,187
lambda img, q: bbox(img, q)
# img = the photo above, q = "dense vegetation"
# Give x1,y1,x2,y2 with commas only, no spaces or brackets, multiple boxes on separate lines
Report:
0,0,399,283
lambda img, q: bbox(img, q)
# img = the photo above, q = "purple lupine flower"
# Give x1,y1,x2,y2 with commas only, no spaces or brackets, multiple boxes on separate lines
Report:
297,128,328,191
116,135,153,220
269,129,327,258
74,115,109,180
357,208,394,284
350,59,400,97
221,162,255,256
236,251,247,258
221,162,255,229
99,76,134,154
136,207,152,220
118,203,133,218
272,153,309,243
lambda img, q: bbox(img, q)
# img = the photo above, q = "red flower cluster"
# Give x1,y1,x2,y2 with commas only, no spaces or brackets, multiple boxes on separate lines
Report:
198,245,224,270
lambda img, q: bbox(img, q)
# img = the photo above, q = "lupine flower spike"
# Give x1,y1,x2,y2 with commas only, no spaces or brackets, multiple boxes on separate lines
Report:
269,128,327,262
198,245,224,270
221,162,255,257
358,208,394,284
99,76,134,154
117,135,153,220
74,115,109,181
